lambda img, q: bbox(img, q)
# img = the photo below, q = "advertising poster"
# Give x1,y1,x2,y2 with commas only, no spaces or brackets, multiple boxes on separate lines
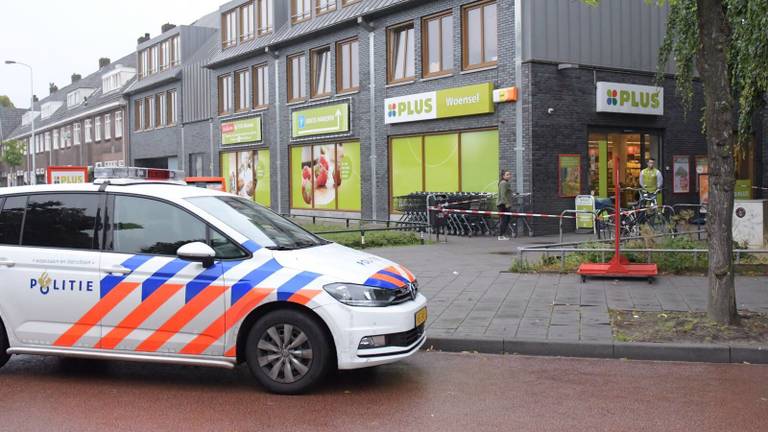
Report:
254,150,271,207
575,195,595,230
221,116,262,145
559,154,581,197
673,155,690,193
424,134,459,192
460,130,499,193
236,151,255,199
291,142,361,211
221,150,271,206
47,166,88,184
695,156,708,192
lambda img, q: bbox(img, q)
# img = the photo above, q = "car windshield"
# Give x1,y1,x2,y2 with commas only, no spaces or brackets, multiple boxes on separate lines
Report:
187,196,328,250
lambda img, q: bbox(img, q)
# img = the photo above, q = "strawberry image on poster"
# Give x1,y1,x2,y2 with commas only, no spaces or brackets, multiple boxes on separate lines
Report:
301,178,312,204
302,165,312,180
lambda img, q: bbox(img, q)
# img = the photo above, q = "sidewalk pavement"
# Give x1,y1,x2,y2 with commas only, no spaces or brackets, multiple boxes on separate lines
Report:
373,235,768,363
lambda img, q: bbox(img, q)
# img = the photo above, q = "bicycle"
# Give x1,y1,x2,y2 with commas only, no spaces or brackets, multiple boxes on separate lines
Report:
595,188,674,240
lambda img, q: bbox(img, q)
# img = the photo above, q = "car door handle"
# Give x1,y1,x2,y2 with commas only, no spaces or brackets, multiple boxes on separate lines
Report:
105,266,131,276
0,258,15,267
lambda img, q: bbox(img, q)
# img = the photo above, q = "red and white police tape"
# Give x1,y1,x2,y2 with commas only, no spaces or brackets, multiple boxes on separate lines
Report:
428,207,576,219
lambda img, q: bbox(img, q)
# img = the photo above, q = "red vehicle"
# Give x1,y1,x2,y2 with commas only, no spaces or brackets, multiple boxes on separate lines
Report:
185,176,226,191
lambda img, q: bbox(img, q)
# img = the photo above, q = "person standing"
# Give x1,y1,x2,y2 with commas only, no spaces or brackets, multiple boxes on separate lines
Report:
497,170,513,240
639,158,663,193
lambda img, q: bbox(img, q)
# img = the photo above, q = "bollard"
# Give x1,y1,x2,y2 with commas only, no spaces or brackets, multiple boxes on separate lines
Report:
360,230,365,246
420,230,425,245
346,219,350,228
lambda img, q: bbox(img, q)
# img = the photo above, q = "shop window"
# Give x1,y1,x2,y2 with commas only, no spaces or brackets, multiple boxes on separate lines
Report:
336,38,359,93
290,142,361,211
287,53,307,102
422,11,453,78
389,129,499,209
310,46,332,98
387,23,415,84
221,149,271,207
588,131,660,206
462,1,497,70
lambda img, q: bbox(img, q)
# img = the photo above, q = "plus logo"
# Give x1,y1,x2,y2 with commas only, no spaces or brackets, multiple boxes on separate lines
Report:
387,103,397,119
606,89,619,106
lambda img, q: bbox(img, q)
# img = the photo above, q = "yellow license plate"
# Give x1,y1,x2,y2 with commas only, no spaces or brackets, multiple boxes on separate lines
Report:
415,307,428,327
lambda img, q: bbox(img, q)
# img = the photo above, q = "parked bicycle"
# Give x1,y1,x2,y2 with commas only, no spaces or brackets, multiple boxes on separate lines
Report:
595,188,675,240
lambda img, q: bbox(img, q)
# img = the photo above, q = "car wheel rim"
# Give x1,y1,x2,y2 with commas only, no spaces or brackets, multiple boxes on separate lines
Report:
257,324,313,384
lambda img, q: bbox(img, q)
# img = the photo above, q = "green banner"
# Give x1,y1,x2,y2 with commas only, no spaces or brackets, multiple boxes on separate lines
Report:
221,116,262,145
436,82,494,118
735,179,752,199
292,103,350,138
255,149,270,207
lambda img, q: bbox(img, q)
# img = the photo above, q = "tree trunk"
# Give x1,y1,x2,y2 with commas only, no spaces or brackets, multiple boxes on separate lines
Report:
696,0,738,324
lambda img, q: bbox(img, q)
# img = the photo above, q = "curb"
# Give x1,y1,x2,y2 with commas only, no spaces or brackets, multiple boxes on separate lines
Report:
424,336,768,364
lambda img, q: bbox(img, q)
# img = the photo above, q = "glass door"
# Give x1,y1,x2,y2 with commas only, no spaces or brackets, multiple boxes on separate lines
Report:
588,130,661,207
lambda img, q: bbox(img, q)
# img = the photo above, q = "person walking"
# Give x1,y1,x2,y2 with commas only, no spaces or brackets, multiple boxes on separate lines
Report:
497,170,513,240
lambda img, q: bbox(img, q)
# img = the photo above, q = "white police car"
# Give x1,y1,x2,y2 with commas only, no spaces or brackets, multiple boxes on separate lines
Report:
0,168,426,394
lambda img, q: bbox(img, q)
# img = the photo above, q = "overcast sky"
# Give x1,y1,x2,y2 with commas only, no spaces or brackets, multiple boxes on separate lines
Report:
0,0,221,109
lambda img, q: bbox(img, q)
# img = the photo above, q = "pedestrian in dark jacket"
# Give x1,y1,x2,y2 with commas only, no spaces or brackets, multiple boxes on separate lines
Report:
497,170,513,240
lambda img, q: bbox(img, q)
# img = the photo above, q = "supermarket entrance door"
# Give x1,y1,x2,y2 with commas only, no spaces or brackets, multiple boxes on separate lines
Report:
588,130,661,208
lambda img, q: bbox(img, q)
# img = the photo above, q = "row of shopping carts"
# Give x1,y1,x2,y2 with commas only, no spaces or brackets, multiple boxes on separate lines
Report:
393,192,534,237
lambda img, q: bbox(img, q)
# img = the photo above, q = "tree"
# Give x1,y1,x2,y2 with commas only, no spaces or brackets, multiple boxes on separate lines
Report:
584,0,768,324
0,95,13,108
2,140,24,186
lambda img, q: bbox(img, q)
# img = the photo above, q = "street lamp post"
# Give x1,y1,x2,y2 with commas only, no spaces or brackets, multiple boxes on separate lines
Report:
4,60,36,185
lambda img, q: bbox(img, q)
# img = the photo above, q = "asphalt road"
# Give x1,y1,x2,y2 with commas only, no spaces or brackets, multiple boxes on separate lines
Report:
0,351,766,432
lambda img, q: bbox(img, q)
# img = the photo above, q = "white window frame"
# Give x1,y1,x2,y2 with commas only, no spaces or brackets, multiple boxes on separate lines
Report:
44,132,51,151
104,114,112,140
84,119,92,143
95,116,102,141
115,111,123,138
169,90,178,124
53,129,59,150
172,36,181,66
74,123,81,146
159,93,168,126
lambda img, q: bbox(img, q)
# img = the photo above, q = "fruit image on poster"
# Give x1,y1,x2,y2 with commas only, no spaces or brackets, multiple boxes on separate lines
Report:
336,142,361,210
292,146,313,209
254,150,270,207
290,142,361,211
312,144,337,209
237,151,255,198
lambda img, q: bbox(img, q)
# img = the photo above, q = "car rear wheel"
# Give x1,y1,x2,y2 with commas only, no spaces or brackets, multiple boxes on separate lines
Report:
0,320,10,369
245,309,332,394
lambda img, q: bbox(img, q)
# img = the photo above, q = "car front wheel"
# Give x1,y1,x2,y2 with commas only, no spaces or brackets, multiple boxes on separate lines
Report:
245,309,332,394
0,320,10,369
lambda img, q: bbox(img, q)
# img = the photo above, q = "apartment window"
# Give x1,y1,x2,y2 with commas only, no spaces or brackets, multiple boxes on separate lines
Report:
240,2,255,41
168,90,178,125
252,63,269,108
139,49,149,78
104,114,112,140
73,123,81,145
44,132,51,151
342,0,361,5
222,9,238,49
235,69,251,112
311,46,332,98
146,96,155,129
83,119,91,143
316,0,336,16
423,12,453,77
387,23,415,83
150,45,159,74
336,37,359,93
160,39,171,71
136,99,145,130
171,36,181,66
95,117,102,141
462,0,497,70
115,112,123,138
287,53,307,102
158,93,167,126
292,0,311,23
218,74,234,115
257,0,272,35
52,129,59,150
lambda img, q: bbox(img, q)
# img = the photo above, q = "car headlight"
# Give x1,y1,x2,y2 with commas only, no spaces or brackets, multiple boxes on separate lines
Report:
322,283,396,307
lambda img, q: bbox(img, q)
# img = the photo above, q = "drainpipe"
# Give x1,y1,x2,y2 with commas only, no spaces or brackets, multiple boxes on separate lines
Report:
360,18,377,220
209,119,214,176
267,46,281,213
514,0,524,194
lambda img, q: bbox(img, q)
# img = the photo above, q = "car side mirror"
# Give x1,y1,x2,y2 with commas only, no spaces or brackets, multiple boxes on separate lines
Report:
177,242,216,268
